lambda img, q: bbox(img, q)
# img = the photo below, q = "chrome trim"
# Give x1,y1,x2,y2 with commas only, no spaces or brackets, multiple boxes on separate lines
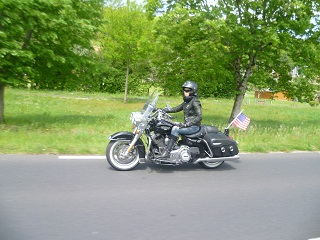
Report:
193,155,240,164
145,135,152,160
211,142,221,146
201,139,213,157
108,136,130,141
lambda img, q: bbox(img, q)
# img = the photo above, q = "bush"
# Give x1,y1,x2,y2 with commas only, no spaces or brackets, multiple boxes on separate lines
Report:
309,100,319,107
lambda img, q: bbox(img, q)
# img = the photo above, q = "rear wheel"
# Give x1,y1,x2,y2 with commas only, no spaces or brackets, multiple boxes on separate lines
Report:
199,161,224,169
106,140,140,171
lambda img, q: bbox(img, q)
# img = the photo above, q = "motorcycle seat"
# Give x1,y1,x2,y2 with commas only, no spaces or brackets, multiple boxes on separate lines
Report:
204,125,219,133
184,125,219,138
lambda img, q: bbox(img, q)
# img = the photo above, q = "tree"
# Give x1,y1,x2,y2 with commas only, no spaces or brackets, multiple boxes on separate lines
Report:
215,0,320,121
147,0,320,121
0,0,103,123
151,5,234,98
99,1,153,103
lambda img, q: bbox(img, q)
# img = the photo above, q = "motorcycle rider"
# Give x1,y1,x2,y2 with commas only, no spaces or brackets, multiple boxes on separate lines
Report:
160,80,202,158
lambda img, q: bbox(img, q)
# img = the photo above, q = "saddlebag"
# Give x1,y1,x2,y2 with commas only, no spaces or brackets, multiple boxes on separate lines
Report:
204,132,239,157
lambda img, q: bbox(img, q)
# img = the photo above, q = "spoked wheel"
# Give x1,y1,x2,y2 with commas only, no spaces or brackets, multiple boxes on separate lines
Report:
198,161,224,169
106,140,140,171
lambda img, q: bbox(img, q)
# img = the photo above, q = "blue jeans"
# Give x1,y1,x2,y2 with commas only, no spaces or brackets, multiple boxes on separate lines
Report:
171,125,200,137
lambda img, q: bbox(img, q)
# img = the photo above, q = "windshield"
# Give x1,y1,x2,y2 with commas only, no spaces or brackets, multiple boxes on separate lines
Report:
141,90,159,121
141,90,159,113
130,90,159,127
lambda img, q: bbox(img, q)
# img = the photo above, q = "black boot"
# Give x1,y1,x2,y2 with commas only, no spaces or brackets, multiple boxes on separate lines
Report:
160,136,178,159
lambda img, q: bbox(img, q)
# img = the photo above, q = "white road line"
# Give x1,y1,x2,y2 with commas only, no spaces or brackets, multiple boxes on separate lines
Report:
58,156,105,160
308,238,320,240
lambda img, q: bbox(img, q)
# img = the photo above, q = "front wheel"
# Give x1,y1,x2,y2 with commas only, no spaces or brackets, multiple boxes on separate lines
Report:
198,161,224,169
106,140,140,171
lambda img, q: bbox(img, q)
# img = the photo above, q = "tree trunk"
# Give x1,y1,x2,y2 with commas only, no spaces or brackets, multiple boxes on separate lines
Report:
229,53,257,123
0,82,5,124
229,93,245,123
22,30,33,50
124,59,130,104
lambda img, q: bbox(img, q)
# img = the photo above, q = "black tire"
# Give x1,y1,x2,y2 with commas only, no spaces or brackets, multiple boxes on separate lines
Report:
106,140,140,171
198,161,224,169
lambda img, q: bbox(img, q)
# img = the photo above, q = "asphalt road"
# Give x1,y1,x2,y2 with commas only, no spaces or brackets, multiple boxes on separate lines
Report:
0,152,320,240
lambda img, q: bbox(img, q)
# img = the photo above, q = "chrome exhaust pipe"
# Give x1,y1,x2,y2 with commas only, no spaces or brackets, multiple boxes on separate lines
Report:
193,155,240,164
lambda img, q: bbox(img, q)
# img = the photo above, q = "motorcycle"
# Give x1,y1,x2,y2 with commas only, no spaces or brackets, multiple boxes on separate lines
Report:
106,91,239,171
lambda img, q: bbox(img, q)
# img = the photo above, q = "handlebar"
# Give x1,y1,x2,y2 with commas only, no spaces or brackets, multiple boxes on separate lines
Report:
159,108,173,119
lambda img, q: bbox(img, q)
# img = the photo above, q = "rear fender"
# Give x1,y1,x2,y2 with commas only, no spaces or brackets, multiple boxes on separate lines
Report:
108,132,146,160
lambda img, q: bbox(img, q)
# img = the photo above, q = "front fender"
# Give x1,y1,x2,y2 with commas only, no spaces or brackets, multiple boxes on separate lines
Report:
109,131,135,141
108,131,146,160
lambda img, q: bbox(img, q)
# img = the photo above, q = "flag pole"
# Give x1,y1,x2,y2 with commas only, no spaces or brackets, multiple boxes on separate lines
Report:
226,109,244,129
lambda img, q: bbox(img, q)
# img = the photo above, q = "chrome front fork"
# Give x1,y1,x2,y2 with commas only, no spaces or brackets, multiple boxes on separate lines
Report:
125,129,142,155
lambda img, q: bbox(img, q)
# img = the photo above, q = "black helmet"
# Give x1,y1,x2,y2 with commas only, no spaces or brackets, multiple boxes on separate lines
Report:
182,80,198,96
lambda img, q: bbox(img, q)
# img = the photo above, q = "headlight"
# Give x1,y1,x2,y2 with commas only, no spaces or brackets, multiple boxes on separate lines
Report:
130,112,143,126
130,113,135,125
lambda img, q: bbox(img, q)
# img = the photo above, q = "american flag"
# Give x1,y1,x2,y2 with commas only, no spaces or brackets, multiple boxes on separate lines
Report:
233,113,250,131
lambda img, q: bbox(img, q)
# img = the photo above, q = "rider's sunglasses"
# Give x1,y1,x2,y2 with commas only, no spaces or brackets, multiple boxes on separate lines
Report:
184,89,191,93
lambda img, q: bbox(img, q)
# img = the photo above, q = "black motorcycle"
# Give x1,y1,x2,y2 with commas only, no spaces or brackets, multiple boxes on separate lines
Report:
106,91,239,171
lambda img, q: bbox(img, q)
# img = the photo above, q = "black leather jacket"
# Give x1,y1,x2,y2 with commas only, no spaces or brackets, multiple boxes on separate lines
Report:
165,97,202,127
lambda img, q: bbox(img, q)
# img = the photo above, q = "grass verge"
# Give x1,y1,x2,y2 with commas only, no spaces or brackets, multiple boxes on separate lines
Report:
1,88,319,154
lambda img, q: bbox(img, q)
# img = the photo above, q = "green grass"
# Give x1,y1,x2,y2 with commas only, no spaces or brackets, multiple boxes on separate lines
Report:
1,88,319,154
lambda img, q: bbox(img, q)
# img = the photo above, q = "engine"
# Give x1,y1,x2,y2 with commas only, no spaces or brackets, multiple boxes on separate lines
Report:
170,146,191,163
151,132,200,164
151,133,166,148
